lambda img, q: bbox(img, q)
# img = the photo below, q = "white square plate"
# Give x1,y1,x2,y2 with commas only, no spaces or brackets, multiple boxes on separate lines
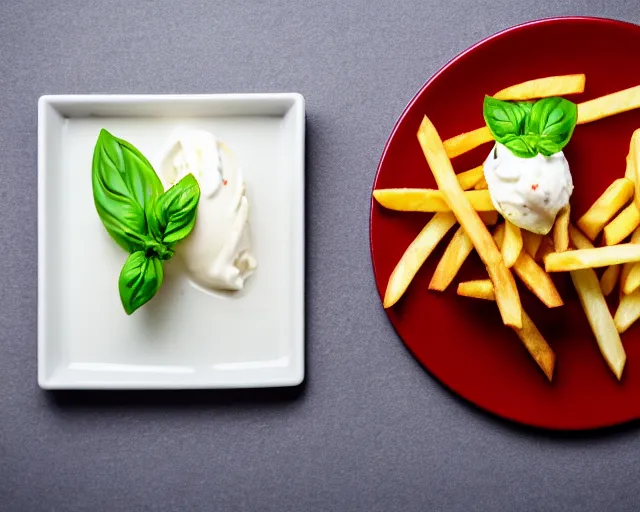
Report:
38,94,305,389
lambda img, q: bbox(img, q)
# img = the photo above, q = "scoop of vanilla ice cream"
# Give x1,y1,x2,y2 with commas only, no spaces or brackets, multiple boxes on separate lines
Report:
157,130,256,292
483,142,573,235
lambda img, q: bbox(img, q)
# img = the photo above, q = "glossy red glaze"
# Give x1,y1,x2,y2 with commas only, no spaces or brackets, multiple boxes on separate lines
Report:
370,17,640,430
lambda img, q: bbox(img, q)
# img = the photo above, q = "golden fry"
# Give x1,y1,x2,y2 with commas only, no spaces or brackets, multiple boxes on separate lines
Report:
626,152,635,180
495,224,563,308
600,265,620,297
523,231,543,258
493,74,586,101
631,130,640,212
457,165,485,191
576,178,634,240
577,85,640,125
546,244,640,272
429,213,497,291
570,226,625,377
383,213,457,308
457,279,555,381
615,289,640,333
627,130,639,180
418,115,521,327
457,279,496,300
474,177,488,190
372,188,495,212
571,268,626,380
443,127,493,159
623,263,640,295
568,224,594,250
429,227,473,291
514,253,564,308
502,221,523,268
603,202,640,246
553,205,570,252
619,227,640,295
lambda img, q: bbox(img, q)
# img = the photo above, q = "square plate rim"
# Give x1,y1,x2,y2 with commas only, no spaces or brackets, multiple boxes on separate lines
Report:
37,92,305,390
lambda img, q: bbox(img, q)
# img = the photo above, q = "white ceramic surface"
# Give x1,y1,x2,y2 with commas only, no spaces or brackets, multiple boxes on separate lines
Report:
38,94,305,389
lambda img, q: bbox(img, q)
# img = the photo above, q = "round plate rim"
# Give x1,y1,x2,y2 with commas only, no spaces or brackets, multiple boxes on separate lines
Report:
369,16,640,431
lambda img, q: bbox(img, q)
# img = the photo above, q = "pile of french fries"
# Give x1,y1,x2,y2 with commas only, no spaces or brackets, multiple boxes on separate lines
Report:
373,74,640,381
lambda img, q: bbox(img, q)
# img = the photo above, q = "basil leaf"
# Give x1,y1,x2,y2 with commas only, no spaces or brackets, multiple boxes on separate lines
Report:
516,101,534,116
118,251,164,315
483,96,528,141
116,136,165,210
92,129,164,252
502,134,538,159
147,174,201,245
525,97,577,156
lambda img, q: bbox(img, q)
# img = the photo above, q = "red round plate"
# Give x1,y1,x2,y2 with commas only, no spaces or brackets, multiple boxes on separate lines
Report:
370,17,640,430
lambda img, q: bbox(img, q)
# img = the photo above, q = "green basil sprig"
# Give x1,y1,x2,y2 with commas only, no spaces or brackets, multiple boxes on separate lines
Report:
92,129,200,315
483,96,577,158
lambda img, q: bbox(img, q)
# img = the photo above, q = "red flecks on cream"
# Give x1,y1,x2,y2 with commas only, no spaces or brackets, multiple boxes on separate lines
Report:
531,184,539,191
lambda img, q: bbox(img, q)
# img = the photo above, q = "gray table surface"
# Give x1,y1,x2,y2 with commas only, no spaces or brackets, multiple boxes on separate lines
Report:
2,1,640,511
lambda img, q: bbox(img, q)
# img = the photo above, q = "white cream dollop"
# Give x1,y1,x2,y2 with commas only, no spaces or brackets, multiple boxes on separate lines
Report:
483,142,573,235
157,130,256,291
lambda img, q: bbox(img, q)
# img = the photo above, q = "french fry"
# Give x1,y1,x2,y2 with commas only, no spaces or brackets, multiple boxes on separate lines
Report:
474,177,488,190
615,289,640,333
600,265,620,297
443,127,493,159
457,280,555,381
429,213,499,291
457,165,485,190
568,224,593,250
576,178,634,240
418,115,522,327
429,227,473,291
623,263,640,295
546,244,640,272
619,227,640,294
603,202,640,246
553,205,570,252
567,225,625,379
571,268,626,380
631,130,640,212
621,225,640,295
457,279,496,300
627,129,639,180
523,231,543,258
372,165,484,212
495,224,563,308
577,85,640,125
383,213,457,308
626,152,635,180
513,253,564,308
493,74,586,101
373,188,495,212
502,221,523,268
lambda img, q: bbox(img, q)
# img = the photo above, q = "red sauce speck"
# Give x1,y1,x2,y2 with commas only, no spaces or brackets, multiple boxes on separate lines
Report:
531,184,539,191
223,179,228,186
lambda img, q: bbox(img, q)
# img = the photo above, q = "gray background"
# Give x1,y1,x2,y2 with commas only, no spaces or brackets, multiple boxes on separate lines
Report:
1,1,639,511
